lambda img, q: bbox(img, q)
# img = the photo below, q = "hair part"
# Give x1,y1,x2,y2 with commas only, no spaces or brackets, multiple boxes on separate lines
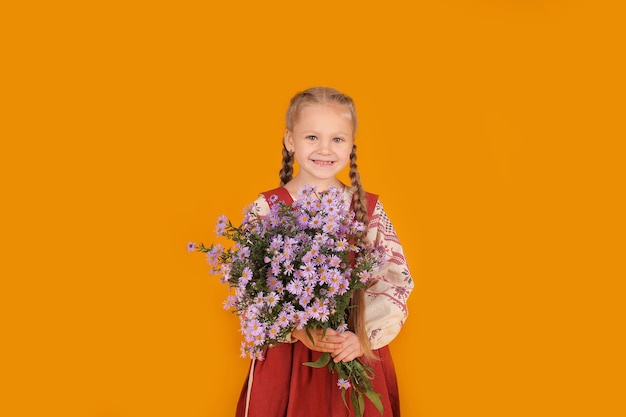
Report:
285,86,358,132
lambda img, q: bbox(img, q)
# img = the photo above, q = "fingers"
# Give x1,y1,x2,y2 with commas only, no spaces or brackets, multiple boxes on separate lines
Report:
331,342,360,362
293,327,346,353
332,346,362,362
317,328,341,337
331,331,364,362
306,339,342,353
313,329,346,344
309,330,345,352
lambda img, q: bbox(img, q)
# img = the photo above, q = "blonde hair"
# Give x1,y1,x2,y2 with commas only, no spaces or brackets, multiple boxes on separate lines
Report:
279,87,374,359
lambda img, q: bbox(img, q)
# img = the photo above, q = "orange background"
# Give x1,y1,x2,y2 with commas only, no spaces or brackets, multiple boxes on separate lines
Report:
2,1,624,416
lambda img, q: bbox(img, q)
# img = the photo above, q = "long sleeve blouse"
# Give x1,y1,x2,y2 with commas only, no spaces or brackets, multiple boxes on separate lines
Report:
364,199,413,349
251,187,413,350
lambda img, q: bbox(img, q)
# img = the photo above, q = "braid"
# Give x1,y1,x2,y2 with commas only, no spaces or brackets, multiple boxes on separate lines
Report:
349,144,369,243
279,143,294,186
348,143,375,360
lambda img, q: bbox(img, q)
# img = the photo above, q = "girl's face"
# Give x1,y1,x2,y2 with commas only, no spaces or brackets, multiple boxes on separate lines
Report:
285,103,354,187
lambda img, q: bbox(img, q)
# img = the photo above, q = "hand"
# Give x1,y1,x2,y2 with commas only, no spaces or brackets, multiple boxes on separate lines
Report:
292,327,347,353
331,331,364,363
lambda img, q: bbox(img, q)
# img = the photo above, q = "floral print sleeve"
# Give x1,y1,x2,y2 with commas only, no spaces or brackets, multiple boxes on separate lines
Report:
251,195,270,217
365,200,414,350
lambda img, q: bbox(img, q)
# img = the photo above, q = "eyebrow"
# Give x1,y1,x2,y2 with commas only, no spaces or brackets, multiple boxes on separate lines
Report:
299,129,351,136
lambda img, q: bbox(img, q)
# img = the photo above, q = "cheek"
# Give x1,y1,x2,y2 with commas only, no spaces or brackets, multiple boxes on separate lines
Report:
292,148,309,162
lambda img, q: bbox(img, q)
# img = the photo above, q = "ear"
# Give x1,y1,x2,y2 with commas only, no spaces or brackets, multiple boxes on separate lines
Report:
284,129,295,152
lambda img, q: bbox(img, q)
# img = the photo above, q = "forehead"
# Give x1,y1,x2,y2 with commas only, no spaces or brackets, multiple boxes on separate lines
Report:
294,104,354,133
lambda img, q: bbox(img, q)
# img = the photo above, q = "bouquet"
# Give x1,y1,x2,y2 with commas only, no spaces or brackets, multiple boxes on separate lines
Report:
189,185,386,416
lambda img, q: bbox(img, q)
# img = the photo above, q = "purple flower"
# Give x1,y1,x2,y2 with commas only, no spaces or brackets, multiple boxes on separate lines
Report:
290,311,306,330
334,238,348,252
322,219,339,234
219,263,231,281
337,378,351,389
266,275,280,289
328,255,342,268
299,262,316,279
205,244,223,266
295,184,315,199
252,333,266,346
313,233,327,244
191,182,388,404
253,292,265,306
318,267,331,284
269,235,284,250
284,237,299,248
314,254,326,265
282,245,296,259
247,319,265,336
334,276,350,295
215,215,227,237
276,311,291,328
238,267,253,287
298,293,312,308
358,270,372,284
268,324,281,339
223,295,237,310
236,246,251,260
306,299,330,322
286,278,304,295
265,292,279,308
308,214,323,229
283,263,295,276
297,213,310,229
301,250,314,263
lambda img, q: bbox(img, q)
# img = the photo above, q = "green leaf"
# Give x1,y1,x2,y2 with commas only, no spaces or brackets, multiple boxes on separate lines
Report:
304,327,315,345
302,352,331,368
340,388,349,411
364,389,384,416
358,392,365,417
351,391,361,417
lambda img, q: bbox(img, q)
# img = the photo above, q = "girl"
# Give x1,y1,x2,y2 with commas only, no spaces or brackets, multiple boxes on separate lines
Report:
235,87,413,417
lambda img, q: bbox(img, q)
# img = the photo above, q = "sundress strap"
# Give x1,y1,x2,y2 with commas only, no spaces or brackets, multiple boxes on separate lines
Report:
261,187,294,208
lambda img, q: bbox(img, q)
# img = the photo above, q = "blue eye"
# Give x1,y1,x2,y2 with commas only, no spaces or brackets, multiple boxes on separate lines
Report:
305,135,317,141
333,137,344,143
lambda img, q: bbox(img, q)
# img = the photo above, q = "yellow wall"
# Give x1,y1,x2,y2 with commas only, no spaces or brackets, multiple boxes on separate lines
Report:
2,1,624,416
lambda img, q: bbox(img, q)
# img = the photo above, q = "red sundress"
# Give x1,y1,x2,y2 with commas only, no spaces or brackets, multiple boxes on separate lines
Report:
234,187,401,417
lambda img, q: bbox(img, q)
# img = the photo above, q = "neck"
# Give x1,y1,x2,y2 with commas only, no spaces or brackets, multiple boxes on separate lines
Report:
284,176,346,194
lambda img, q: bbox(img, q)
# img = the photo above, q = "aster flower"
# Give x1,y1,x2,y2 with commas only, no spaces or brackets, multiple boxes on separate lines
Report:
190,186,386,417
215,215,228,237
337,378,351,390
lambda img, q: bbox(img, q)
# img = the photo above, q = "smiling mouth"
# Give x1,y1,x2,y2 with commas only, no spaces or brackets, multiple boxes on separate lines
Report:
312,160,335,167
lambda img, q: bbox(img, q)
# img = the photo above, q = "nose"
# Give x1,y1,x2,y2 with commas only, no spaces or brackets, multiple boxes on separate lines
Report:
318,138,331,154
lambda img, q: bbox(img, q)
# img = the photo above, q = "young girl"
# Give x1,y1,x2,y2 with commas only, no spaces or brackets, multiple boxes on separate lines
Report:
235,87,413,417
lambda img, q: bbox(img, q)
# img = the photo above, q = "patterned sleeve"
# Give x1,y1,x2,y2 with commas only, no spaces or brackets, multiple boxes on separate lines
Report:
250,194,270,217
364,200,414,350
